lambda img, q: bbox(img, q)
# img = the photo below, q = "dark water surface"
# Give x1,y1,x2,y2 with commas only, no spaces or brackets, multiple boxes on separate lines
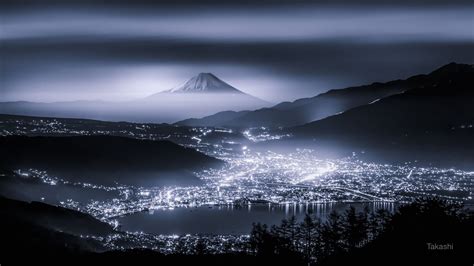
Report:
118,202,396,235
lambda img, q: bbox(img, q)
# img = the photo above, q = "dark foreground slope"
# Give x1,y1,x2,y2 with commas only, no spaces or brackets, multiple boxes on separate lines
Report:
0,196,110,260
0,135,222,185
248,198,472,266
0,197,470,266
288,63,474,168
0,196,113,236
0,196,299,265
320,200,473,266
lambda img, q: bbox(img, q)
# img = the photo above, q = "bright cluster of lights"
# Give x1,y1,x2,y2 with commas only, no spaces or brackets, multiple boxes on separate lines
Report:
12,146,472,225
4,117,474,253
243,127,291,142
100,233,250,254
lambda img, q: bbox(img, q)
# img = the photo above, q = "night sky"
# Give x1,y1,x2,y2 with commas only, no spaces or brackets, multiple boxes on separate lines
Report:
1,0,473,103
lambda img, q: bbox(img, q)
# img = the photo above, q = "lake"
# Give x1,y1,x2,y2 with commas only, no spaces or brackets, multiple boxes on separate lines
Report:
117,202,396,235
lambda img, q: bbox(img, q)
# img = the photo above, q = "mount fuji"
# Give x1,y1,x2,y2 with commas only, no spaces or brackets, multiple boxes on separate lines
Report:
138,73,269,121
160,73,243,94
0,73,269,123
147,72,266,100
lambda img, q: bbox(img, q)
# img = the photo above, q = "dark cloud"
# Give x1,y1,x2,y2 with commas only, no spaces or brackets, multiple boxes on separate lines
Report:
1,4,473,102
3,36,473,102
2,0,472,9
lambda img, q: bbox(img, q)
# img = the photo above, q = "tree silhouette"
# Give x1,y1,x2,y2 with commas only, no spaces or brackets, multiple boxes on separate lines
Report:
298,213,320,260
248,198,472,265
342,205,369,249
320,210,345,258
193,237,208,255
367,208,390,240
271,215,299,253
249,222,276,256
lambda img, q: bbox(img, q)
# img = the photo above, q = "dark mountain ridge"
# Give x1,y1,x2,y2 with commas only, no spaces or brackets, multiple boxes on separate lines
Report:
0,135,223,185
177,63,466,128
0,196,113,236
287,63,474,168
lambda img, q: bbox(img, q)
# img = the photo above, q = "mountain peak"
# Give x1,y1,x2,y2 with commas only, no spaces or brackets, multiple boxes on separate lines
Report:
429,62,473,76
163,73,243,94
196,72,217,78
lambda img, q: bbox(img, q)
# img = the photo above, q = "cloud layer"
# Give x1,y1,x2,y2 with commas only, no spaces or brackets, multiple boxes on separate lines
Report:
1,4,473,102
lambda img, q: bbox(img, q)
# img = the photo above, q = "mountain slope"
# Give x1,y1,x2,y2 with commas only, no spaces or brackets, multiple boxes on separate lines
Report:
175,110,251,127
0,196,110,257
0,196,113,236
0,135,223,185
159,73,243,94
177,65,458,128
288,63,474,168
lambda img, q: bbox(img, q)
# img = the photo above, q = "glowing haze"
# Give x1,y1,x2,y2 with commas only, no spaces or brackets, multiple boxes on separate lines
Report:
1,1,473,103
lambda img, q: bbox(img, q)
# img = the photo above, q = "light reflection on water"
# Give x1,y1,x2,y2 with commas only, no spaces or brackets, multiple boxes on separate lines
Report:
118,202,396,235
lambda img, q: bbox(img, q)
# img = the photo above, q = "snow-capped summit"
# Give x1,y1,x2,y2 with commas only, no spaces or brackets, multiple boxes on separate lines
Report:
139,73,270,122
162,73,243,94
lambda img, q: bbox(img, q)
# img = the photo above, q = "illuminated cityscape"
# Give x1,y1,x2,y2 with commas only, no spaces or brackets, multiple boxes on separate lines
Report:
3,117,472,220
6,127,472,252
1,0,472,260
